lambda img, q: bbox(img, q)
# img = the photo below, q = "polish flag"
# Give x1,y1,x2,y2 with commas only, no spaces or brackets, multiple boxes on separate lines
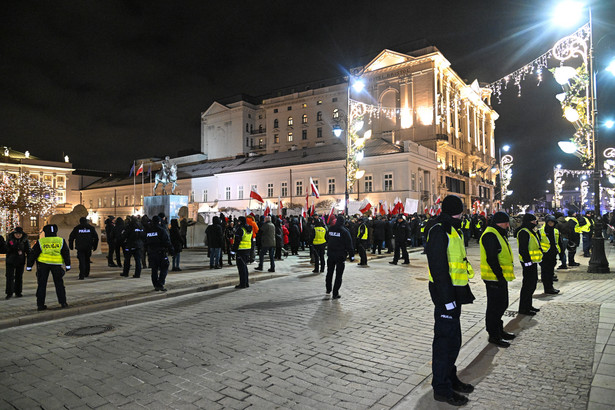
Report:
359,199,371,214
136,163,144,176
310,177,320,198
305,193,310,212
327,204,336,224
310,203,315,216
379,201,386,216
435,195,441,205
278,196,284,217
264,203,271,216
384,201,390,215
250,187,264,203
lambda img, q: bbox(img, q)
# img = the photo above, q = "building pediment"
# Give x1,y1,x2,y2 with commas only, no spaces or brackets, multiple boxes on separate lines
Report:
201,102,230,118
363,49,413,73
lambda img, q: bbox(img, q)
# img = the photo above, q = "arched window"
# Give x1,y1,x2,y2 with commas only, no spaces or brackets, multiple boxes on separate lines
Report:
274,119,279,128
288,116,294,126
333,109,340,119
317,111,323,121
302,114,308,124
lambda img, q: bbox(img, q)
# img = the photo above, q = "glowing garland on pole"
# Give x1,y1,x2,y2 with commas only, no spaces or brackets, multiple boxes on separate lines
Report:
581,179,589,210
552,167,591,208
500,154,514,203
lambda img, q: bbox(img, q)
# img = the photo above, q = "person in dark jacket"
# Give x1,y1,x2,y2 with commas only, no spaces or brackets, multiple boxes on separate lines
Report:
255,215,276,272
540,215,561,294
288,218,301,255
390,215,410,265
372,217,385,254
5,227,30,298
120,216,145,278
105,216,117,267
232,216,253,288
224,219,235,266
356,217,369,266
566,210,581,267
325,214,355,299
206,216,224,269
515,213,542,315
145,215,174,291
555,212,570,270
27,224,71,311
426,195,475,406
112,217,125,267
179,217,196,249
169,219,183,271
69,217,99,280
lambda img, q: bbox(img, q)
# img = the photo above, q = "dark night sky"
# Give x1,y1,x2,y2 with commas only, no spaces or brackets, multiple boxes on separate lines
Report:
2,1,614,204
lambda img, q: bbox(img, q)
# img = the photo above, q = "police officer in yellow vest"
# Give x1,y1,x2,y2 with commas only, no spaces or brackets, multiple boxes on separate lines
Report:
26,224,71,311
579,212,592,257
516,213,542,315
480,211,516,348
232,216,253,289
539,215,561,294
311,218,327,273
356,217,369,266
461,216,471,247
426,195,475,406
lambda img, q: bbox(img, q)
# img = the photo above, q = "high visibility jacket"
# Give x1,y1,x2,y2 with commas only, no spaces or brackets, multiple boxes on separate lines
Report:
475,220,482,230
480,226,515,281
428,224,475,286
313,226,326,245
517,227,543,263
578,217,591,233
357,224,368,240
238,227,252,250
462,219,470,230
38,237,64,265
539,226,561,253
566,217,581,233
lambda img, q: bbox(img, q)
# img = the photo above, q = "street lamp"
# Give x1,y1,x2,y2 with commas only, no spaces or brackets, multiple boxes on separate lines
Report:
553,2,609,273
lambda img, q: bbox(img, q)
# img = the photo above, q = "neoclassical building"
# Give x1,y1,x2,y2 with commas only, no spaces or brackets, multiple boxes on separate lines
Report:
81,46,498,221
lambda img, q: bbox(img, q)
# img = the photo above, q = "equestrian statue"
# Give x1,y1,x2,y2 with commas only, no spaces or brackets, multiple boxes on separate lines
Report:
153,156,178,195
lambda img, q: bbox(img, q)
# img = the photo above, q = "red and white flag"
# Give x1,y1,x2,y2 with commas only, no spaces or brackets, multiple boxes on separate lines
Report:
309,177,320,199
327,204,336,224
277,196,283,217
310,203,315,216
136,163,144,176
379,201,386,216
435,195,441,205
302,207,307,218
264,203,271,216
359,199,371,214
384,201,390,215
250,187,264,203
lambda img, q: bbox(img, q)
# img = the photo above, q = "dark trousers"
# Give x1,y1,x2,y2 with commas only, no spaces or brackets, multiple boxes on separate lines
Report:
36,263,66,307
5,262,25,296
357,239,368,265
484,281,509,339
258,246,275,270
371,239,383,254
462,230,470,247
559,237,569,267
568,244,577,265
326,256,345,297
313,244,326,272
432,303,462,396
540,254,557,291
77,249,92,278
107,242,115,264
519,263,538,312
582,232,591,255
149,252,169,289
123,248,142,277
393,240,409,263
236,250,250,287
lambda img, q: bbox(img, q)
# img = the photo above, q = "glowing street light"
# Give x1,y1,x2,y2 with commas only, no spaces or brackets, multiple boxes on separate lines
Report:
553,1,584,27
558,140,579,154
606,120,615,129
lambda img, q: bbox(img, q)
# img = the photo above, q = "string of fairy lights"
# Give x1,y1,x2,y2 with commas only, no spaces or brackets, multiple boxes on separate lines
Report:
0,171,57,232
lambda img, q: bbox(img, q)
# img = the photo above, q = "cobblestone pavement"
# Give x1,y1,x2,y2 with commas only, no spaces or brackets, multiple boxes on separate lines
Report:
1,242,614,409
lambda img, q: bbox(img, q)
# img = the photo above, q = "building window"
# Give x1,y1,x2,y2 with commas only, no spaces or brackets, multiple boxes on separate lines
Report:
274,119,279,128
288,132,293,142
103,198,107,207
317,111,323,121
446,177,466,194
274,108,278,113
302,130,307,140
317,100,322,105
98,198,101,207
111,197,115,206
246,137,249,147
267,183,274,197
317,127,323,138
56,176,65,189
258,138,264,148
190,190,195,203
274,134,280,144
364,175,373,193
313,179,319,193
411,172,417,191
30,216,37,228
202,190,208,202
296,181,303,196
333,108,340,119
328,178,336,194
288,116,293,126
124,195,129,206
238,185,244,199
246,123,249,132
89,199,93,208
225,187,231,200
384,174,393,191
332,97,338,102
56,191,64,203
302,103,307,108
287,106,292,111
132,195,135,206
281,182,288,197
302,114,308,124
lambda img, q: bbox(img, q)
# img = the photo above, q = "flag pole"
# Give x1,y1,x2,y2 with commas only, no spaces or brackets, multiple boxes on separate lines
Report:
132,160,136,214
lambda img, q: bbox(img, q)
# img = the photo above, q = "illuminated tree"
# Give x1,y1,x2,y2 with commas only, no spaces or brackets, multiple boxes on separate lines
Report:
0,171,57,221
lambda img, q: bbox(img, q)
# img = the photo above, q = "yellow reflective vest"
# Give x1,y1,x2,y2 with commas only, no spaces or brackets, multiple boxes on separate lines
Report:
462,219,470,230
566,217,581,233
539,225,561,254
357,224,368,240
578,217,591,233
313,226,326,245
428,224,475,286
38,237,64,265
238,227,252,250
480,226,515,281
517,227,543,263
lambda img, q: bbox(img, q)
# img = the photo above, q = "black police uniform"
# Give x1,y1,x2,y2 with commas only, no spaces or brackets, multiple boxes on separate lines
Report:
5,229,30,297
325,216,354,299
121,219,146,277
145,218,173,291
356,220,369,265
391,217,410,264
69,218,99,279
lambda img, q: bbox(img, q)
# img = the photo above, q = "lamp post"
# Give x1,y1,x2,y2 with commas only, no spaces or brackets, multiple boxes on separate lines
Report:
553,2,609,272
495,144,512,210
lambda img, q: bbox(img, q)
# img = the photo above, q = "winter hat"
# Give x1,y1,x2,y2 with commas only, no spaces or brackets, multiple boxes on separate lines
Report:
492,212,510,224
42,224,58,237
545,215,557,223
522,213,537,224
79,217,88,225
441,195,464,216
14,226,24,234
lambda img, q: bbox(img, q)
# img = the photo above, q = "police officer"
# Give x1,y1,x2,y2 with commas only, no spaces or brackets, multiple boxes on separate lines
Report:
515,213,542,315
311,218,327,273
232,216,253,289
5,227,30,298
390,215,410,265
121,216,146,278
461,215,471,247
69,217,99,280
579,212,592,257
145,215,173,291
326,214,354,299
356,217,369,266
540,215,561,294
565,211,581,266
426,195,475,406
27,224,71,311
480,212,516,348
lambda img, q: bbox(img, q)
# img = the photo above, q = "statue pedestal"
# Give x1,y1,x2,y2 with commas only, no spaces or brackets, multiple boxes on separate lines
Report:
144,195,188,221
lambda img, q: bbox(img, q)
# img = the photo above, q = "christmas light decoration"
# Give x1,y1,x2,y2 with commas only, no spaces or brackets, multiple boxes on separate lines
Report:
500,154,514,203
0,171,57,226
552,167,592,208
